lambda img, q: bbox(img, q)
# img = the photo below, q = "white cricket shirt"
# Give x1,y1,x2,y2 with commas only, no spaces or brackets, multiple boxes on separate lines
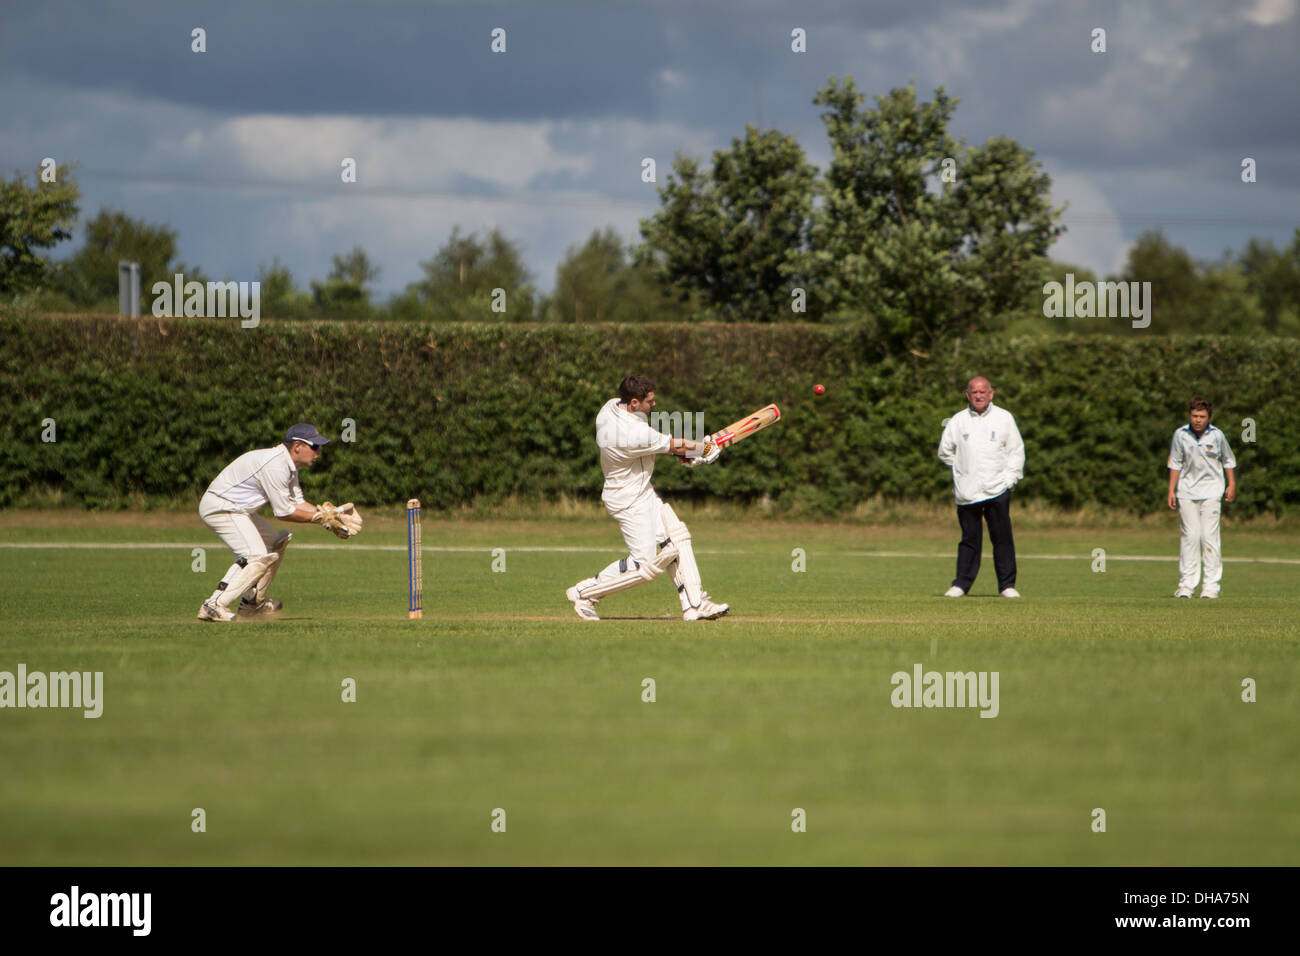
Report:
595,398,672,511
205,444,305,517
937,403,1026,505
1168,424,1236,500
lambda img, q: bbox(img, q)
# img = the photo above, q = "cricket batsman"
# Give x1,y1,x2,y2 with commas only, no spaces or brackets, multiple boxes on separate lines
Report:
565,375,730,622
196,423,363,622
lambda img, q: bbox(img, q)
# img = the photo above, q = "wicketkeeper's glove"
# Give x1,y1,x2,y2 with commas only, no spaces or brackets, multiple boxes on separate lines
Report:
312,501,364,539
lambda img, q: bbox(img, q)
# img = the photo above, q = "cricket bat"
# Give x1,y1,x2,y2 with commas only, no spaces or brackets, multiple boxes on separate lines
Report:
710,403,781,449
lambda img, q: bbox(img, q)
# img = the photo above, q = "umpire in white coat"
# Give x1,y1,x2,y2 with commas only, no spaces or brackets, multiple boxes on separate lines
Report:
937,376,1025,598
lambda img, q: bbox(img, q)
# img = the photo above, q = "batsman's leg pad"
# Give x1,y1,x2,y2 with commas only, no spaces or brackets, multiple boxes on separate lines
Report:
599,557,626,580
576,544,679,601
660,503,704,608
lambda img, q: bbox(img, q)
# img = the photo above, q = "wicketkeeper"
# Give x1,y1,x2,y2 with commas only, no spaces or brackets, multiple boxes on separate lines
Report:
196,423,363,622
565,375,729,622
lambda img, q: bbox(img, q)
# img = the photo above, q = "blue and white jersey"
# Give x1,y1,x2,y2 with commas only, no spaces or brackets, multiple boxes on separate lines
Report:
1168,424,1236,501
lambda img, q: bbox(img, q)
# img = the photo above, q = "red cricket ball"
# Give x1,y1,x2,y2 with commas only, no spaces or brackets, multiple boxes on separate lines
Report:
813,384,825,395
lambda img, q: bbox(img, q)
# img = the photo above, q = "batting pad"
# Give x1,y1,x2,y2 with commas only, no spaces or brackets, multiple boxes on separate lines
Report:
661,503,704,608
576,543,679,601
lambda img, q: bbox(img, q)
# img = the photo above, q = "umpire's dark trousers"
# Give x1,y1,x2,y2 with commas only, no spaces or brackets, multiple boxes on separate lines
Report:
953,489,1017,593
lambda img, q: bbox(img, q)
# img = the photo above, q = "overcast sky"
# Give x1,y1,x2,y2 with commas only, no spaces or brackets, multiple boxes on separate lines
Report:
3,0,1297,297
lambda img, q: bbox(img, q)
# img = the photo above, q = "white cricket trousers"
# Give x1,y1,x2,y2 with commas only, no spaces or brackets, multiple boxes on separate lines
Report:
199,491,280,559
1177,497,1223,593
606,489,667,567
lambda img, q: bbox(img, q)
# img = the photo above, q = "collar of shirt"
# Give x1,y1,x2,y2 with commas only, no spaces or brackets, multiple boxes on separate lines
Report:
275,443,299,474
617,402,649,423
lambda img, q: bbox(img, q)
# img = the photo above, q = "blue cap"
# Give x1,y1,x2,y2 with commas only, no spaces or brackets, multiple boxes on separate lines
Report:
284,423,329,447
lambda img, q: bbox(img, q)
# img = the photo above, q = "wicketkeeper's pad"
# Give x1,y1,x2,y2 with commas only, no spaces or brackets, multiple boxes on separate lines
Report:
216,553,278,610
252,530,292,603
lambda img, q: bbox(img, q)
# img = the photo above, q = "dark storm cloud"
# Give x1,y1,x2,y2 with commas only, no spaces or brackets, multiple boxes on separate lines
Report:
0,0,1015,122
13,0,1291,176
946,1,1300,167
1174,14,1300,149
0,0,667,119
1,0,1296,294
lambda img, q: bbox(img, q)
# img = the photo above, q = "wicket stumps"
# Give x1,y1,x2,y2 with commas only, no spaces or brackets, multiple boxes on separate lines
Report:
407,498,423,619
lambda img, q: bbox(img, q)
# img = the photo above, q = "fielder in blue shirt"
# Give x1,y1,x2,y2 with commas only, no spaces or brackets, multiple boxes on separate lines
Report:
1166,397,1237,599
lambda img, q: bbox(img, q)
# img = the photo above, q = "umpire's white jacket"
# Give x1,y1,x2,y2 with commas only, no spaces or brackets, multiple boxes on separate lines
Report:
937,404,1025,505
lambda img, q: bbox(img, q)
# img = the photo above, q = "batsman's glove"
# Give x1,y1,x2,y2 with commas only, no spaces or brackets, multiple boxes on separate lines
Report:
678,438,722,468
313,501,364,539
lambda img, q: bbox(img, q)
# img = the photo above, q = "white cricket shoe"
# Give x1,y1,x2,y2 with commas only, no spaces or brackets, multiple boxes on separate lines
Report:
944,586,966,598
240,596,282,614
1199,591,1219,599
1174,587,1194,598
565,586,600,622
684,594,729,621
197,600,237,623
1000,588,1021,598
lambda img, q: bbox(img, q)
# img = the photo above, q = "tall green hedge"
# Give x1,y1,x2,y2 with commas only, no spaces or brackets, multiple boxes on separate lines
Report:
1,316,1296,515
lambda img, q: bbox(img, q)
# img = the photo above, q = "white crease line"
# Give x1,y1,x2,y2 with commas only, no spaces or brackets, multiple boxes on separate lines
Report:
843,551,1300,564
2,543,1298,564
0,542,683,553
1,542,660,553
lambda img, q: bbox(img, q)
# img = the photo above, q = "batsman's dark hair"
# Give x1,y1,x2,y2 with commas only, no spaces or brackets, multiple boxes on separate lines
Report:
1188,396,1213,415
619,374,655,403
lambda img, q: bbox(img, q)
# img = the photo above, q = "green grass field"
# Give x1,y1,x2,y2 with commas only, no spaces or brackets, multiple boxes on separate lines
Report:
2,510,1297,865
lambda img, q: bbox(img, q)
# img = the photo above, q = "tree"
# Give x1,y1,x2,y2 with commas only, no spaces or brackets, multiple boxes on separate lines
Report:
310,246,379,316
258,258,312,319
1198,260,1266,335
549,228,689,322
638,125,817,321
1118,230,1203,332
0,166,80,296
1239,230,1300,334
404,226,538,321
1000,257,1101,337
552,228,623,322
55,208,184,308
807,78,1064,348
